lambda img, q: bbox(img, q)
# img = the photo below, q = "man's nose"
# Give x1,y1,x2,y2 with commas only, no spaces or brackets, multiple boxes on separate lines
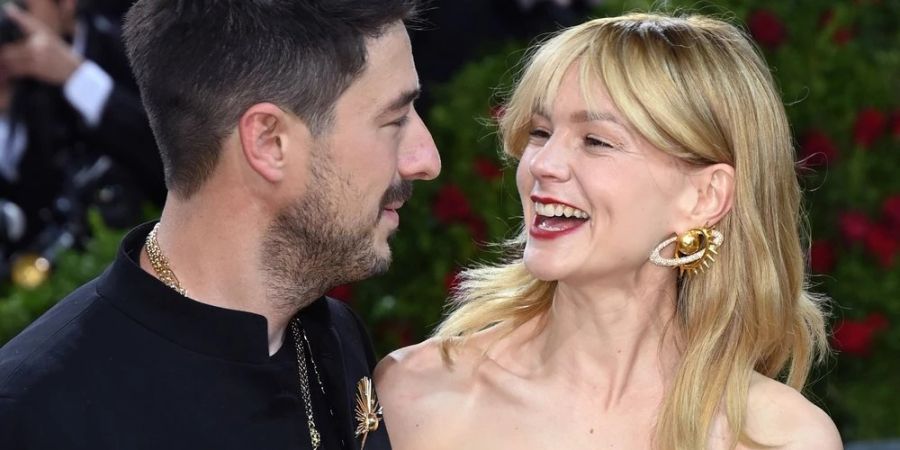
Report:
398,109,441,181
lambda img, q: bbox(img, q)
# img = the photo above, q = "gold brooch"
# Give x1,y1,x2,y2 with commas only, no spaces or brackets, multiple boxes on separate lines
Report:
354,377,383,449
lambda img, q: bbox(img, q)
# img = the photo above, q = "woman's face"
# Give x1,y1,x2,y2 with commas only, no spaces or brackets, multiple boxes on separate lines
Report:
516,64,696,285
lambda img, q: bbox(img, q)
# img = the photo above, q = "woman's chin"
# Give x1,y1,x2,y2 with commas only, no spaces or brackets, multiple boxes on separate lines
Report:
523,259,566,282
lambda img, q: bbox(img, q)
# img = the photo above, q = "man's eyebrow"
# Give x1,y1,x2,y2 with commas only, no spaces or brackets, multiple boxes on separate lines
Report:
379,88,421,116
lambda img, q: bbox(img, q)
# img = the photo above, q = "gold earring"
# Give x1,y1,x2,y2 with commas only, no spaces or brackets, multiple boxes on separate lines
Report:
649,227,723,276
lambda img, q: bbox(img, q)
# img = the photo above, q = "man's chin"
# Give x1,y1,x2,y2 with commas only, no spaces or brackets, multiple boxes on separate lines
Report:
338,247,391,286
370,246,392,276
371,257,391,278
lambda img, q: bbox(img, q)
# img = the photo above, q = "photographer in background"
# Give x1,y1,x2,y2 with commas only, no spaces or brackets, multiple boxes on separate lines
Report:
0,0,163,266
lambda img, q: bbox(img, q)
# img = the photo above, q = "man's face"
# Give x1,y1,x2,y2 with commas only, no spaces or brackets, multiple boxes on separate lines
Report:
262,23,440,305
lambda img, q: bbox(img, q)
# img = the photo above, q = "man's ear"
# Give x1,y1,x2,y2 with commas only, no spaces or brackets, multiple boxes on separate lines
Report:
238,103,295,184
688,163,735,227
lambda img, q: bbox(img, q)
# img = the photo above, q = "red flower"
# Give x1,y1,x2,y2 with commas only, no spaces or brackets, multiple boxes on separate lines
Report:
864,225,898,268
464,216,488,243
748,10,787,49
833,27,854,45
853,108,887,148
474,156,504,180
839,211,872,243
817,10,853,46
432,184,472,224
882,195,900,231
832,313,888,356
327,284,354,303
810,240,836,273
818,9,835,28
798,130,838,166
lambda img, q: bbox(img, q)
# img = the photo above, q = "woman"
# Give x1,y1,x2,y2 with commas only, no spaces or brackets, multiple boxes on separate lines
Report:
376,13,841,450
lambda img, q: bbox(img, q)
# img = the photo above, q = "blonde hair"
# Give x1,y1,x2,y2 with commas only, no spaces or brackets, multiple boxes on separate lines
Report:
435,13,829,450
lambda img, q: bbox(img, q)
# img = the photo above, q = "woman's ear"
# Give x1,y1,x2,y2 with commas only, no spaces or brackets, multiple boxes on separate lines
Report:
688,163,735,227
237,103,291,184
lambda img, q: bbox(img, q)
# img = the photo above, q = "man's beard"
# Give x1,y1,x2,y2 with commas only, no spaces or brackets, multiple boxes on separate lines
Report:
260,150,412,311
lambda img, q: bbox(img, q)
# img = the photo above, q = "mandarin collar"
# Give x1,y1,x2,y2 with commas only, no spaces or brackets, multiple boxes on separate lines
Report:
96,221,330,364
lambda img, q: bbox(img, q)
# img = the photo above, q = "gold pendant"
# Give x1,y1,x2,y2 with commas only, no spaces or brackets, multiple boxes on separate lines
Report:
354,377,383,450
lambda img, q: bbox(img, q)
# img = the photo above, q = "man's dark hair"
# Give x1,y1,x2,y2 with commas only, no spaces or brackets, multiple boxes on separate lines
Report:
123,0,419,198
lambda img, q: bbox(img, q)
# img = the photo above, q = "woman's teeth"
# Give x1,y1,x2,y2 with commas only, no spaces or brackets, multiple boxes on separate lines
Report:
534,202,589,219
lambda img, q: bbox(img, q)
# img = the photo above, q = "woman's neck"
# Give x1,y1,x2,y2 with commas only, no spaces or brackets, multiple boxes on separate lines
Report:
505,271,683,408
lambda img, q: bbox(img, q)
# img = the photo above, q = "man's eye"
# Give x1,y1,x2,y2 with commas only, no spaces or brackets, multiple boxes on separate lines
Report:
389,115,410,127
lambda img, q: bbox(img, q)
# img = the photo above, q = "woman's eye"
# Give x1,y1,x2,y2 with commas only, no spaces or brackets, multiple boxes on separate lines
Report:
529,129,551,140
586,136,615,149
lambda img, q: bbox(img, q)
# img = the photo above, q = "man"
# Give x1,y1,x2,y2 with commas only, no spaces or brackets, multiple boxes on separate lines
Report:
0,0,438,449
0,0,163,254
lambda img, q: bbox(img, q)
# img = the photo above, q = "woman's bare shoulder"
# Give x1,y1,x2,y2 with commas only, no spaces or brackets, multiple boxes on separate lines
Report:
742,373,842,449
375,334,493,397
374,337,485,449
376,338,451,398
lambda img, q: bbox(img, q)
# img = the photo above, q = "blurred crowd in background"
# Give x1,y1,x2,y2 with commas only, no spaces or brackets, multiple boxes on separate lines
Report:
0,0,163,285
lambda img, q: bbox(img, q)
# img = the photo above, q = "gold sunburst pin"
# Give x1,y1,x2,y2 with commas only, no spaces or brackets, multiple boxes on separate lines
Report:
355,377,383,449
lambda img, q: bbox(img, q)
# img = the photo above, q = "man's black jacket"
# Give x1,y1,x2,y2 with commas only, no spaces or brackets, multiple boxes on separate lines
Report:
0,222,391,450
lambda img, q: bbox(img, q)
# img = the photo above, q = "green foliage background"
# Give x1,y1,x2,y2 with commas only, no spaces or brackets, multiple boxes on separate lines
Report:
2,0,897,441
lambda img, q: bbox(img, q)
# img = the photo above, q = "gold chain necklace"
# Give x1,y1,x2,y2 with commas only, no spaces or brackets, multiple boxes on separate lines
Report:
145,223,186,296
291,318,327,449
144,223,325,449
